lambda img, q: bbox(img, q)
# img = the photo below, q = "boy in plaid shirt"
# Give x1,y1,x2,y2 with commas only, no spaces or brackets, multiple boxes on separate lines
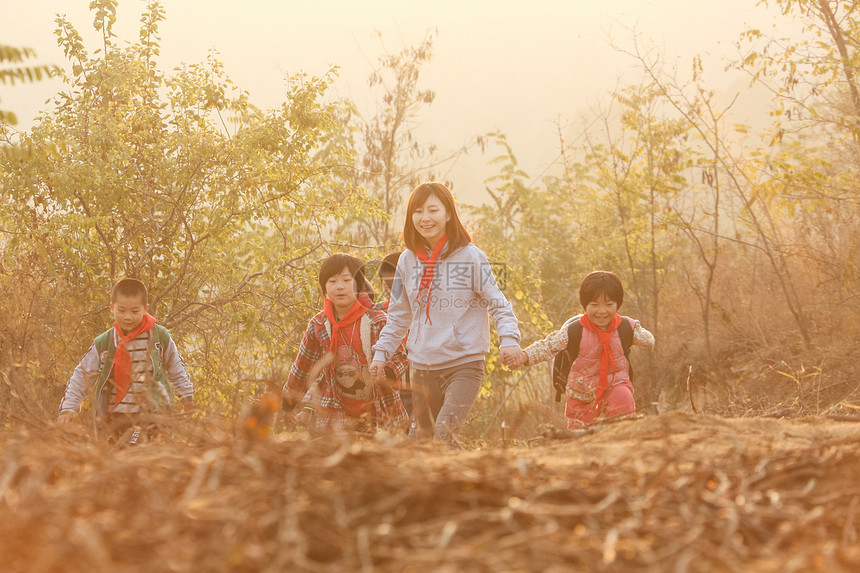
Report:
282,254,409,433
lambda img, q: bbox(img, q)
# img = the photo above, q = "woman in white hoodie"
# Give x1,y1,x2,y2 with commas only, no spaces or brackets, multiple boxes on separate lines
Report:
369,182,521,444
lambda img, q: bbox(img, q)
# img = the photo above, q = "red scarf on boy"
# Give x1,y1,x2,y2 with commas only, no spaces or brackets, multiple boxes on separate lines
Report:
415,235,447,324
580,313,623,400
111,313,157,405
323,297,368,355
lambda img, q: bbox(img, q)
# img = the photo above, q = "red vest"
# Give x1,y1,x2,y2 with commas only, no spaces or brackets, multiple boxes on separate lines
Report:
566,317,634,401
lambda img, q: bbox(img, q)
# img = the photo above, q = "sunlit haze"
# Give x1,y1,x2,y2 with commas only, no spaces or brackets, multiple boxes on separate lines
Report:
2,0,789,203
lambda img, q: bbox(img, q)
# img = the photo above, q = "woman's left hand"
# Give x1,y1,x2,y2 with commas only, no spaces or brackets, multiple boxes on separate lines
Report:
500,346,526,369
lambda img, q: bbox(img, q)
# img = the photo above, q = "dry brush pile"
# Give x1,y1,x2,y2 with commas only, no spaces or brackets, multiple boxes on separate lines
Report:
0,411,859,572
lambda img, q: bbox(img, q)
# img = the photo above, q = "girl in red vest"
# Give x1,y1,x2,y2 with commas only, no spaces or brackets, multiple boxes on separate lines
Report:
282,254,409,433
510,271,654,428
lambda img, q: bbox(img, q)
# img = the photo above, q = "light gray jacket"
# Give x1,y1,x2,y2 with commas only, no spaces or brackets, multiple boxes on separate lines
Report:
372,243,521,370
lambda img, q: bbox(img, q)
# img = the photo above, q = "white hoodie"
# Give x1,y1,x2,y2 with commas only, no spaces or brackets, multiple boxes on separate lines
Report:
372,243,521,370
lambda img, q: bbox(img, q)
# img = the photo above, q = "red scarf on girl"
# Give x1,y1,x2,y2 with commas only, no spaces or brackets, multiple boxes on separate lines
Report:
580,313,623,400
111,313,157,405
323,297,368,355
415,235,447,324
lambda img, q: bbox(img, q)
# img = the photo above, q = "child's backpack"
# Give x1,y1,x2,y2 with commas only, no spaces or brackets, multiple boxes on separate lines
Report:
551,316,634,402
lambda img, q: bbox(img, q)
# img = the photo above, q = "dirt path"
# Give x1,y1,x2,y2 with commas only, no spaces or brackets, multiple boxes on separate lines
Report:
1,411,858,572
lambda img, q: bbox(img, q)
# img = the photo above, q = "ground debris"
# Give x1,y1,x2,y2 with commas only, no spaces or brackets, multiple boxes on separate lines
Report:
1,411,859,572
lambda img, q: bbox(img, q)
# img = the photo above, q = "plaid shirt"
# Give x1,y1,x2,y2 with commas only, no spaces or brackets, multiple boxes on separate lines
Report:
285,304,409,431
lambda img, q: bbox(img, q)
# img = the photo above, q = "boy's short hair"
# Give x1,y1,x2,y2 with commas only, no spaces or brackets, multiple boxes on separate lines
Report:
579,271,624,309
112,278,149,305
318,253,375,300
379,251,402,277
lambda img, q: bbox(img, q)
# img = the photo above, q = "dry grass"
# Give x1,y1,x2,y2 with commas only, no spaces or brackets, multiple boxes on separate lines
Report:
1,411,859,572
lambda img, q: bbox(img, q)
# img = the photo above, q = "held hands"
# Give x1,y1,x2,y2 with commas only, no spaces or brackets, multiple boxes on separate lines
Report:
500,346,528,369
369,360,386,384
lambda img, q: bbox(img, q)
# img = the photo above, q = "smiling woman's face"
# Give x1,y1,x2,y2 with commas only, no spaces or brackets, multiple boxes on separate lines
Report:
412,193,450,247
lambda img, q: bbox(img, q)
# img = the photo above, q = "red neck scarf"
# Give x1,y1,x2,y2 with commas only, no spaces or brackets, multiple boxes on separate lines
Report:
415,235,447,324
580,313,623,400
323,296,367,354
111,313,157,405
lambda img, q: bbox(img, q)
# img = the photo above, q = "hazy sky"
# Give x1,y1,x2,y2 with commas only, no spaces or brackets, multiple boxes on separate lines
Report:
2,0,790,204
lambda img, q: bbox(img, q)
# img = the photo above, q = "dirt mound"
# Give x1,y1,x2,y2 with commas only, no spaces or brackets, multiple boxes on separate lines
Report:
1,411,859,572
